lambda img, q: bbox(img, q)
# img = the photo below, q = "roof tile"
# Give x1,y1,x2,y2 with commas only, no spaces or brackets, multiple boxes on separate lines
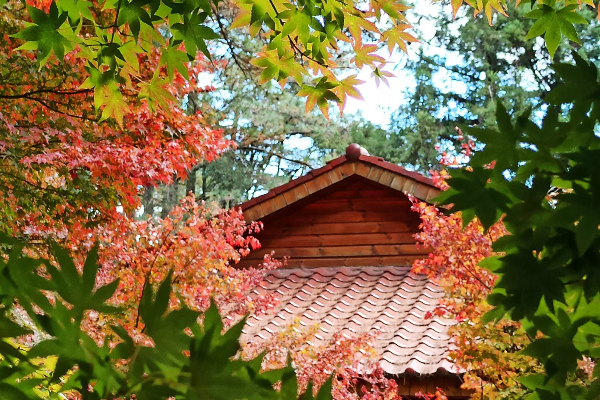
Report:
241,266,457,375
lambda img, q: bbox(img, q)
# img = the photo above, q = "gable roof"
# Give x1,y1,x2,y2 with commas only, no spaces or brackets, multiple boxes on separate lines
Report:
239,144,440,222
237,145,458,382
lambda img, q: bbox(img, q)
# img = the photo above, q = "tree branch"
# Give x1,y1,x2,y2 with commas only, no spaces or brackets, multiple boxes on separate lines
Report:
211,5,253,80
239,145,314,169
0,88,92,99
1,95,99,122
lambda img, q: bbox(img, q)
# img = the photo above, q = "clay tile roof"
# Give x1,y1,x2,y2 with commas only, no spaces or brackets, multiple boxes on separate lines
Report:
240,266,457,376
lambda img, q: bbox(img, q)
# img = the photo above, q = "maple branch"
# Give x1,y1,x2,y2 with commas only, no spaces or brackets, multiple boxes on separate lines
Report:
261,0,327,67
239,145,314,169
0,94,99,122
111,0,123,43
288,36,326,66
461,261,492,291
135,273,151,330
0,88,92,98
0,170,66,196
211,7,252,80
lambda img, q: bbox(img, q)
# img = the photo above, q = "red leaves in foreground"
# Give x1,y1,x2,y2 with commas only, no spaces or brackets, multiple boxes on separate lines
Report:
244,326,400,400
0,8,231,237
411,194,544,398
411,200,504,323
59,196,278,343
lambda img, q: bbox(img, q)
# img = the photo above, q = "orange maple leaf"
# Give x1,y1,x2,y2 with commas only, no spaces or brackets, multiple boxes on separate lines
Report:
333,74,364,114
351,44,385,69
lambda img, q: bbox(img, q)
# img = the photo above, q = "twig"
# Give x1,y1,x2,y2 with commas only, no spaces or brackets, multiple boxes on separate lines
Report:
239,145,314,169
0,88,92,98
211,5,253,79
110,0,123,43
1,95,99,122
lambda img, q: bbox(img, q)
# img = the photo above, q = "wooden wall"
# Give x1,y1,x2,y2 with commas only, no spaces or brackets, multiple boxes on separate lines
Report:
394,374,471,399
236,177,428,269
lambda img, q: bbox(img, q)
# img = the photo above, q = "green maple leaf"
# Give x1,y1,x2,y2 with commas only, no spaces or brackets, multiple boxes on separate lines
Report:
56,0,94,22
172,12,219,58
468,102,520,171
435,167,513,229
116,0,153,38
135,272,200,369
525,4,587,57
13,2,72,65
185,303,308,400
46,243,120,316
139,75,176,112
159,45,191,80
297,77,340,119
94,82,128,126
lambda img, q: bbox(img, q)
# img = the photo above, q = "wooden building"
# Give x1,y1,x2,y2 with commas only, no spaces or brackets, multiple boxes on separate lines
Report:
237,144,470,399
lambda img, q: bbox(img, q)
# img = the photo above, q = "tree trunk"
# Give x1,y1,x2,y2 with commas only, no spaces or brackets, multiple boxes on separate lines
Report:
200,164,207,201
186,165,199,197
142,185,155,216
161,178,179,218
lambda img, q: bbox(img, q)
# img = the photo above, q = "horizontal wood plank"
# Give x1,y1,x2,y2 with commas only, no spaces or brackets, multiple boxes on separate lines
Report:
323,188,399,200
299,198,412,213
262,221,418,235
235,255,424,269
273,211,413,224
257,232,417,247
244,244,429,259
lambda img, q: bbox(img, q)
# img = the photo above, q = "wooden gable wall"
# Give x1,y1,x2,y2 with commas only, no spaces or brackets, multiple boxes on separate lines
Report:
237,176,428,269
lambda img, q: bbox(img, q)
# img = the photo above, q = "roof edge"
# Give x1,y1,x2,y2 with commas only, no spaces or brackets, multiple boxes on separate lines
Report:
238,152,440,222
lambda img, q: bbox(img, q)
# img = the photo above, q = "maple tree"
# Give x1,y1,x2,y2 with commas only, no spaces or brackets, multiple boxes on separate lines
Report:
7,0,599,120
2,2,277,398
412,166,598,398
5,0,418,120
1,4,402,399
397,12,600,398
428,52,600,398
0,0,232,237
411,194,544,399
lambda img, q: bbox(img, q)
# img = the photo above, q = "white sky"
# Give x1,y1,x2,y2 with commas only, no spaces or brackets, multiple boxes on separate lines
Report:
342,55,412,128
344,2,459,127
200,2,463,157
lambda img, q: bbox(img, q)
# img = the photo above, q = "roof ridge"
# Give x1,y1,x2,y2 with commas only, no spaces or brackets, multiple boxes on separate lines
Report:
238,144,437,215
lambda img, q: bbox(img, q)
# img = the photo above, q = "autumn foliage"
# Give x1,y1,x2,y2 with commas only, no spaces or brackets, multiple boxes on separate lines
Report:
1,3,404,399
6,0,600,395
1,0,229,238
2,0,269,343
410,169,551,399
242,322,400,400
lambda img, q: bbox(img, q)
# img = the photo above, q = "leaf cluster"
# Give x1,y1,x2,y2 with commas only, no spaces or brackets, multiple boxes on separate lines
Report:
436,53,600,399
6,0,416,121
451,0,593,58
0,235,330,399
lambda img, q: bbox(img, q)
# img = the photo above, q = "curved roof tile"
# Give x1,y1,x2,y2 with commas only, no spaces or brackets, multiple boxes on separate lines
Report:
240,265,458,376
